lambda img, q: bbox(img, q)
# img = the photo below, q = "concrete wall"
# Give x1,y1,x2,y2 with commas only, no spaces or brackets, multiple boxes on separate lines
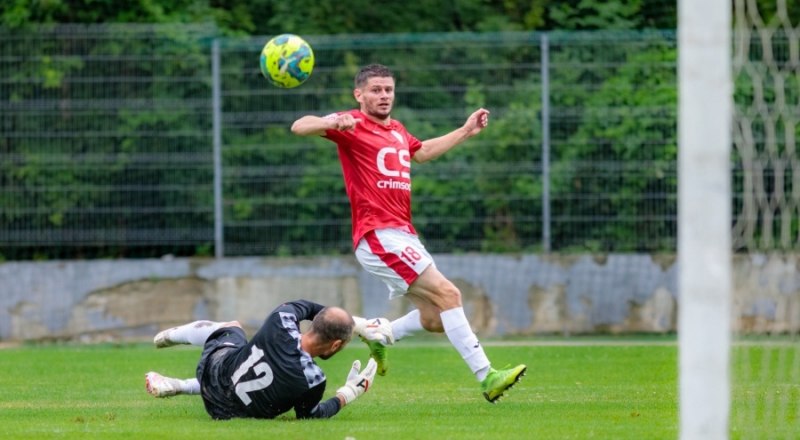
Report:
0,253,797,342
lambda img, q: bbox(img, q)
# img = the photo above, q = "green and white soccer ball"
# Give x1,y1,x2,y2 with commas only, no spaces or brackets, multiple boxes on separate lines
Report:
259,34,314,88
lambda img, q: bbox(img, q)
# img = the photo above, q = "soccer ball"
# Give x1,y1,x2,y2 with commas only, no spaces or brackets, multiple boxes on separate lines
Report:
259,34,314,88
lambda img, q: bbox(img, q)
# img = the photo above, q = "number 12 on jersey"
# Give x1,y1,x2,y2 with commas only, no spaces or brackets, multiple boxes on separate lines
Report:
231,346,274,405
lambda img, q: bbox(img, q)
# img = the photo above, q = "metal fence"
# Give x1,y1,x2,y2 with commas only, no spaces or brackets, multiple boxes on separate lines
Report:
0,25,792,259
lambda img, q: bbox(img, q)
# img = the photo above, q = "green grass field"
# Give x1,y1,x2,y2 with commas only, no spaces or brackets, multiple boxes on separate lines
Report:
0,337,796,439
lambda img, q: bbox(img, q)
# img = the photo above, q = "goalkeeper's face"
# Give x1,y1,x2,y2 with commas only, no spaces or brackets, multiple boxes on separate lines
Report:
318,338,348,360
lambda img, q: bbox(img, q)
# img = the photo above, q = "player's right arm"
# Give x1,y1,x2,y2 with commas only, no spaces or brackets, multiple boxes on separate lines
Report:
294,386,342,419
291,113,360,136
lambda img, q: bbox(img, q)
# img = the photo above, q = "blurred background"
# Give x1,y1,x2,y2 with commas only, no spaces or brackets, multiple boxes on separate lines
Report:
0,0,688,260
1,1,796,261
1,2,798,324
1,1,799,436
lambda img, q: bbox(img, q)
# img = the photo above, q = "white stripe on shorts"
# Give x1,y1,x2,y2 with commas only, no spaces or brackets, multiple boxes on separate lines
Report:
355,228,434,299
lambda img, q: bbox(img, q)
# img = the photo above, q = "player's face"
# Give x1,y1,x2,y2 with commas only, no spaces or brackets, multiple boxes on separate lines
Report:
355,76,395,121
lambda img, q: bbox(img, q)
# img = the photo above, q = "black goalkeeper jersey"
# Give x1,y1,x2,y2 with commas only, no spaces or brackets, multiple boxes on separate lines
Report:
196,300,341,420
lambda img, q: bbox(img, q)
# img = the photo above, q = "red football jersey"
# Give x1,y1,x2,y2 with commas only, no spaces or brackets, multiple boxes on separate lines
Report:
324,109,423,248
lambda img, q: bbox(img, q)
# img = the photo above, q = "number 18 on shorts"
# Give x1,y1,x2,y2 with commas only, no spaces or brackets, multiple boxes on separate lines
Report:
355,228,434,299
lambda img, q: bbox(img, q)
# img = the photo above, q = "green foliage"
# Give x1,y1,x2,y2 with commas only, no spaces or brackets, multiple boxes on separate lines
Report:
0,0,688,258
1,0,681,33
549,0,644,30
3,0,797,258
0,24,217,258
0,26,685,258
547,34,677,251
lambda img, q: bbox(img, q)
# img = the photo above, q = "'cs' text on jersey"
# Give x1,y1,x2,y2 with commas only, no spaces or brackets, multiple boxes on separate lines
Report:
324,109,423,249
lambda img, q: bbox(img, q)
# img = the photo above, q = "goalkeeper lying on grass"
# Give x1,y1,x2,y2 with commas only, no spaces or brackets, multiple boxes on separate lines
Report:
144,300,389,420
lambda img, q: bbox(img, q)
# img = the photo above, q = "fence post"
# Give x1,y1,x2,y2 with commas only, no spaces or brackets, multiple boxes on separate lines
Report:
540,33,551,253
212,39,224,258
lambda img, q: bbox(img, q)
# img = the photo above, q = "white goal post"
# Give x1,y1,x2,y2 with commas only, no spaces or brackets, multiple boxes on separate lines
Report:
678,0,732,439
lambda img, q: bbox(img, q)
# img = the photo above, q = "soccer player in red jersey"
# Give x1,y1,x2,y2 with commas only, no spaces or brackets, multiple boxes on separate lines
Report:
291,64,525,403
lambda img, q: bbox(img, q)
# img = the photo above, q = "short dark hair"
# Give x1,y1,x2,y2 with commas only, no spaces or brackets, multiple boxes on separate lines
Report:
355,64,394,88
311,307,354,343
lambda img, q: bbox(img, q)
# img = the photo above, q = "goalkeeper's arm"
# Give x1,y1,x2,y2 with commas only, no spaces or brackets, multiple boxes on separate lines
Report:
295,360,375,419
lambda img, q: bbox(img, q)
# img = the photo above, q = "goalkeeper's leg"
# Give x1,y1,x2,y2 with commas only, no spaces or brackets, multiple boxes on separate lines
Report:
154,320,240,348
145,372,200,397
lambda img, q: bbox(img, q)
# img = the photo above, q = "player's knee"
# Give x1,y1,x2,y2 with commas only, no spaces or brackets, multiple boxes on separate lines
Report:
223,320,242,329
435,281,462,309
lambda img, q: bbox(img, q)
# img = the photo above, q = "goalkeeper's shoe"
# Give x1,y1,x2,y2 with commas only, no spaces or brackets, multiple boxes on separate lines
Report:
145,372,181,398
480,364,527,403
360,336,389,376
153,327,183,348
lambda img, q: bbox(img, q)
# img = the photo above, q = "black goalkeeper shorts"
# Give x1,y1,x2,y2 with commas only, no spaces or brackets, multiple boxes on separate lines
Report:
196,326,248,419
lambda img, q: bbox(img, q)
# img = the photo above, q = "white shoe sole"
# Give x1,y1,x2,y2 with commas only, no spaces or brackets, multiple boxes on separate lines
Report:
153,328,178,348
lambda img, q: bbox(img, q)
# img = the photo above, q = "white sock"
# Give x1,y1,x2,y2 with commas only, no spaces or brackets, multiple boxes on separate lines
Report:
180,378,201,395
168,320,226,346
440,307,491,381
391,309,424,341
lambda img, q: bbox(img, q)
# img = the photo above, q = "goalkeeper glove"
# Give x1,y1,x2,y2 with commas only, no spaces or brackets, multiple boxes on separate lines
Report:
353,317,395,346
336,358,377,405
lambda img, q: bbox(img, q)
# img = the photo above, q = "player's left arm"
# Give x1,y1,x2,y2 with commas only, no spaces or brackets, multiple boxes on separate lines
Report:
413,108,489,163
295,359,377,418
